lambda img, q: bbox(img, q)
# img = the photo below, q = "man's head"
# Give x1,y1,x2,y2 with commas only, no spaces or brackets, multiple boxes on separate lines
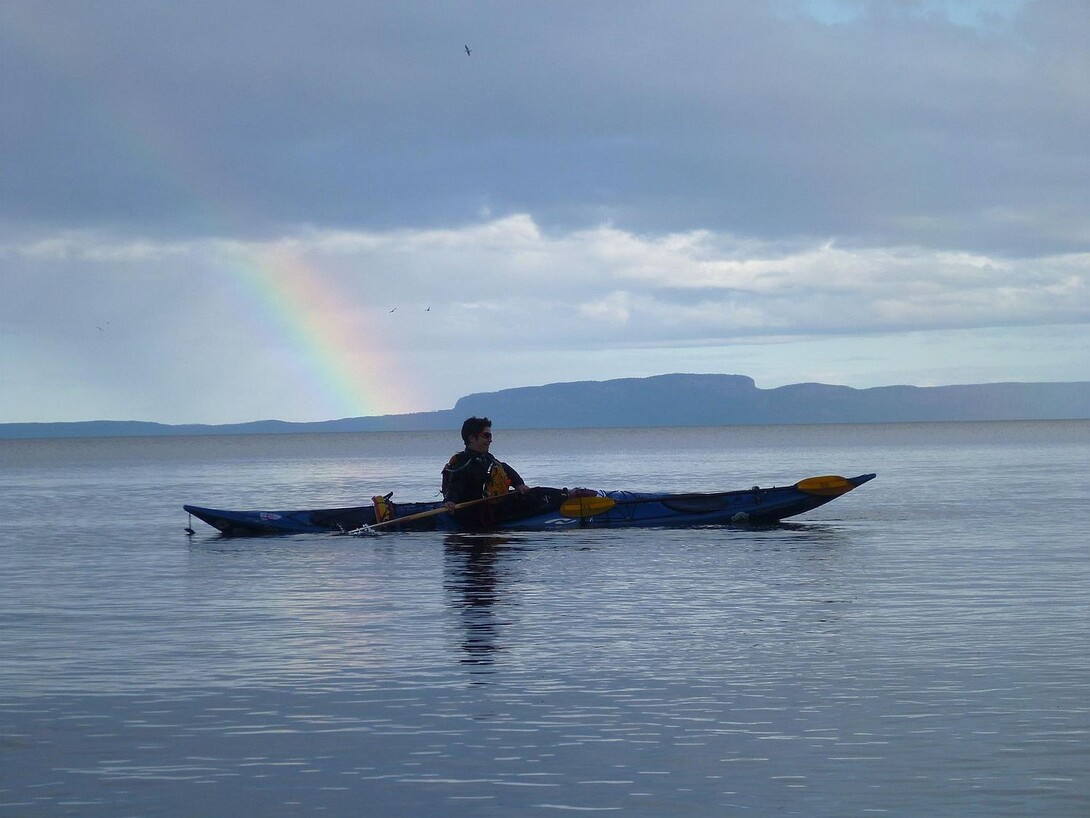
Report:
460,416,493,449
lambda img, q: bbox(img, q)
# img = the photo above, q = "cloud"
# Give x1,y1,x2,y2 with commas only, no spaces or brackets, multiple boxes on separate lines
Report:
2,214,1086,422
1,1,1087,423
2,1,1087,251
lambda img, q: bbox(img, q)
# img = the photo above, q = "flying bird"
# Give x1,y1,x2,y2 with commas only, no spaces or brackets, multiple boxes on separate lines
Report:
465,44,471,56
389,307,397,313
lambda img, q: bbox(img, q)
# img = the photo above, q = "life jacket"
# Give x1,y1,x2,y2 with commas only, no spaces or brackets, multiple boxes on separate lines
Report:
485,461,512,496
371,493,394,523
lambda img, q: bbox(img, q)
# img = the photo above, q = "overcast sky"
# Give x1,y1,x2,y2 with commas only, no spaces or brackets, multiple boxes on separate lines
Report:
2,0,1087,424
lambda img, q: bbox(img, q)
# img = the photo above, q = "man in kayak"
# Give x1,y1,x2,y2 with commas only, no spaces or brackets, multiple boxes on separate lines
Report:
442,417,530,526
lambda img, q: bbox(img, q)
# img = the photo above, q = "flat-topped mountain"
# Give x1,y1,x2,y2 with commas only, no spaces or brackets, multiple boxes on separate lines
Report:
3,374,1088,439
454,374,1090,427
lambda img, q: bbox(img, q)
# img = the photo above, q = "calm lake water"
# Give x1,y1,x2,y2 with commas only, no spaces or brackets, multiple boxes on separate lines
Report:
2,422,1088,817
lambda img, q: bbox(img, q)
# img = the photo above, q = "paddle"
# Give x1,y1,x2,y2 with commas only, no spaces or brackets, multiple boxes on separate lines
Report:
558,475,856,519
348,495,503,536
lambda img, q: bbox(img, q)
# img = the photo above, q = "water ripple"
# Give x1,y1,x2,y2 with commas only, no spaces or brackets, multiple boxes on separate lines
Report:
3,424,1089,816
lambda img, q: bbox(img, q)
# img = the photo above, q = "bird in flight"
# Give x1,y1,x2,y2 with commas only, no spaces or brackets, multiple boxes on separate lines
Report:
465,44,472,56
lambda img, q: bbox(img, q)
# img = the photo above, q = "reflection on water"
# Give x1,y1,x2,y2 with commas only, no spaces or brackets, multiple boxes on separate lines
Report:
443,535,521,668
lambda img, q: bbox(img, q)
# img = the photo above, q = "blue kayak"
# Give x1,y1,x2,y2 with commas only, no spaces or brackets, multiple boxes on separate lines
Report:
184,473,876,536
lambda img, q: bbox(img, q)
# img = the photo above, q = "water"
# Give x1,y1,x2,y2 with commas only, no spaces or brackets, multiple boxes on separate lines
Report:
2,422,1088,816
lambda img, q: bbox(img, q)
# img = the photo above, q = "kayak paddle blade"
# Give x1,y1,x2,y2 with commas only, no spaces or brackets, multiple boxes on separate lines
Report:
795,475,854,496
559,495,617,518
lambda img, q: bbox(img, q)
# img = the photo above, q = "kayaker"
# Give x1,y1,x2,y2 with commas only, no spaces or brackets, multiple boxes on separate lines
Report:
442,417,530,524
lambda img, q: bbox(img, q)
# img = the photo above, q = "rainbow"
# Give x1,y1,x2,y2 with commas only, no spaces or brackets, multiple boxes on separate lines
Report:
218,241,420,419
8,15,419,419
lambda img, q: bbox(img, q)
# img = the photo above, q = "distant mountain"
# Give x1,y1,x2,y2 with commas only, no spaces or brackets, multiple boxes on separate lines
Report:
0,412,458,440
454,374,1090,427
3,374,1088,439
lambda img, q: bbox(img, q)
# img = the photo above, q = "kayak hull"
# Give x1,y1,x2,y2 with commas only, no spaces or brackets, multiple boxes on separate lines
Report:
184,474,876,536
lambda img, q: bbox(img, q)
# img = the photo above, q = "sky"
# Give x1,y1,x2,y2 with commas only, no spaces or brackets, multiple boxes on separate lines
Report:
1,0,1087,424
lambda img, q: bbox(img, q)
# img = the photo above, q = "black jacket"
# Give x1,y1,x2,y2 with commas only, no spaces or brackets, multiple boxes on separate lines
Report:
441,449,525,505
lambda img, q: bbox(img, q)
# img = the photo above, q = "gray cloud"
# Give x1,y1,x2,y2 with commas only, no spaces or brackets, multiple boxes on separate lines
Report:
2,1,1087,249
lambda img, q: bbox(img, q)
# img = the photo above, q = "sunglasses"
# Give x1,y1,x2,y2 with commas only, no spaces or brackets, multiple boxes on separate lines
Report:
475,431,493,440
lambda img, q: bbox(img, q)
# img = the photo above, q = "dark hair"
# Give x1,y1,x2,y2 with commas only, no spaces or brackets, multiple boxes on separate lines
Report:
460,416,491,445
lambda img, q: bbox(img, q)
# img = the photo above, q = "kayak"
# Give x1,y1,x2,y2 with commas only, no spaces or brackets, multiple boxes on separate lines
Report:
183,473,876,536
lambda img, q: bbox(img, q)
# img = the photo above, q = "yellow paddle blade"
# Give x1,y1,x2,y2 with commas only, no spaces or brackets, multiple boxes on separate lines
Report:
559,495,617,518
795,475,854,496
